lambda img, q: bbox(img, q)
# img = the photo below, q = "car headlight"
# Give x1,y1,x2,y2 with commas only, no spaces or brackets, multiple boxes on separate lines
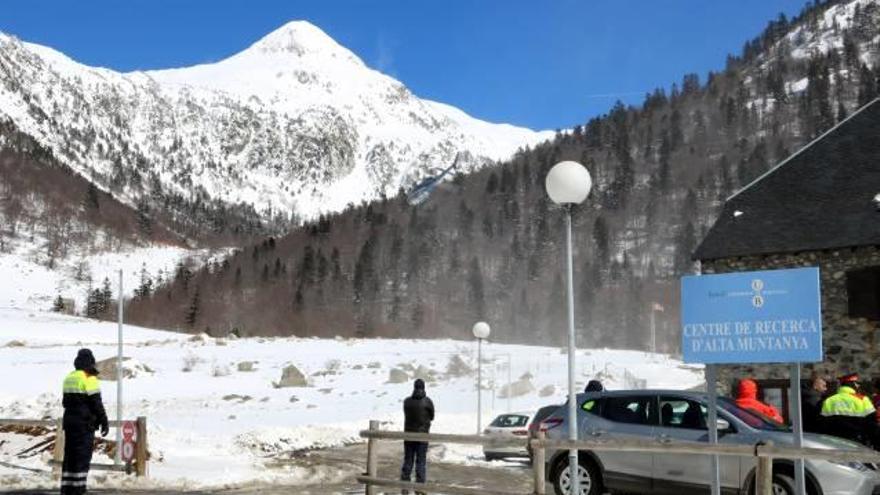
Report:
830,460,869,472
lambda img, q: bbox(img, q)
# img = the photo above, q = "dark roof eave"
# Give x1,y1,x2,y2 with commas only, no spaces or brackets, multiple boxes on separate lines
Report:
694,241,880,263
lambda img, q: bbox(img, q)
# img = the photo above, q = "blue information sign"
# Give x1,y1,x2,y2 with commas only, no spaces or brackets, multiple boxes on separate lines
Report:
681,267,822,364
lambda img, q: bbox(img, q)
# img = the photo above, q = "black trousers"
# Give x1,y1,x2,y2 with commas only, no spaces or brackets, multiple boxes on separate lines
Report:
400,440,428,483
60,425,94,495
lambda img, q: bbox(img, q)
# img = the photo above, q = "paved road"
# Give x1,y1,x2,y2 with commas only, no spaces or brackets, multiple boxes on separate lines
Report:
5,441,534,494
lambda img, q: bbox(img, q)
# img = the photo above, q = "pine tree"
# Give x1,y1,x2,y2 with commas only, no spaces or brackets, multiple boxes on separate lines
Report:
592,216,610,266
85,288,102,319
353,236,377,303
185,288,200,327
100,278,112,314
136,264,153,298
294,287,304,312
674,222,697,275
136,200,152,237
468,257,485,318
84,183,100,211
331,248,342,281
52,295,65,313
858,64,878,106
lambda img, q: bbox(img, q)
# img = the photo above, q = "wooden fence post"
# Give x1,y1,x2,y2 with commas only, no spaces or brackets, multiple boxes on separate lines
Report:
366,420,379,495
135,416,148,477
755,441,773,495
52,419,64,479
533,431,546,495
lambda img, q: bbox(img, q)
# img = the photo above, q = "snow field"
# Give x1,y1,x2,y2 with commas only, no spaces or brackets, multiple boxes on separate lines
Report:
0,307,703,489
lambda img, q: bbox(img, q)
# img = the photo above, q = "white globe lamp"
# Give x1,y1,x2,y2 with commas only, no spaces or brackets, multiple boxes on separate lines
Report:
545,160,592,205
472,321,491,340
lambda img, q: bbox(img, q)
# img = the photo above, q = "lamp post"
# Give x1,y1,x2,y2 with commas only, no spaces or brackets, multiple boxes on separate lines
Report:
545,161,592,495
473,321,491,434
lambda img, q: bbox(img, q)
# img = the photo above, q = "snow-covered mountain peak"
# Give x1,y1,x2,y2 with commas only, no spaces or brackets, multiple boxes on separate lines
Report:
245,20,360,64
0,22,553,221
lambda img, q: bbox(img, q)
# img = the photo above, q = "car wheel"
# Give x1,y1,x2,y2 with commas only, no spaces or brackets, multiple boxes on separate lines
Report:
553,455,601,495
771,474,796,495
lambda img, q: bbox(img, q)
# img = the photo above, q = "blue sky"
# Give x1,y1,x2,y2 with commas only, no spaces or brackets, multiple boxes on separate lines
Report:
1,1,809,130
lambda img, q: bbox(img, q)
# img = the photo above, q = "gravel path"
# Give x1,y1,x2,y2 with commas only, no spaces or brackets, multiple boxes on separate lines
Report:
5,441,535,494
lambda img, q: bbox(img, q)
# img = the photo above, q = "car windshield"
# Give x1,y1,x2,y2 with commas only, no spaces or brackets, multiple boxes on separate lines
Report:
490,414,529,428
718,397,789,431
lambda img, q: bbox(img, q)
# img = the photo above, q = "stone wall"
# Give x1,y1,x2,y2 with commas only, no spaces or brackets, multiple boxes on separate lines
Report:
701,245,880,386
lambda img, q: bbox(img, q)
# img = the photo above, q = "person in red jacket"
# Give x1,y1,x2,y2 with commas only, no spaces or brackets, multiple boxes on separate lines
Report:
735,378,784,423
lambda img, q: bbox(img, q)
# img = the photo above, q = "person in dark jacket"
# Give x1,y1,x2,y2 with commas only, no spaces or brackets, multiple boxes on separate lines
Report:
584,380,604,393
801,374,828,433
61,349,109,495
401,379,434,491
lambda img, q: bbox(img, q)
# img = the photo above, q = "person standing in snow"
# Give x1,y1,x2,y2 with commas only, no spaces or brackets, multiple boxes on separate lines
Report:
734,378,784,423
61,349,109,495
401,378,434,491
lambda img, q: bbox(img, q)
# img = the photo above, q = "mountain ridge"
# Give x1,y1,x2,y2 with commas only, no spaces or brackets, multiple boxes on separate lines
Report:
0,21,553,234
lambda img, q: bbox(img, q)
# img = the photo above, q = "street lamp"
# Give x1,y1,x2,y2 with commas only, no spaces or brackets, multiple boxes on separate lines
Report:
473,321,491,434
545,161,592,495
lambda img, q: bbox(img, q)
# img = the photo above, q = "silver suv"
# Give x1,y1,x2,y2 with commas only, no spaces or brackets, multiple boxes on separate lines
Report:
543,390,880,495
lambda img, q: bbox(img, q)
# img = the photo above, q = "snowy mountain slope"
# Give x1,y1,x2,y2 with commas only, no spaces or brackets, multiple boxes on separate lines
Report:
0,21,553,221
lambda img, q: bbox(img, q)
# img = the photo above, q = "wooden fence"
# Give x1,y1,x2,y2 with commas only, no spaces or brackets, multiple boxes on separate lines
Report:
359,421,880,495
0,417,149,477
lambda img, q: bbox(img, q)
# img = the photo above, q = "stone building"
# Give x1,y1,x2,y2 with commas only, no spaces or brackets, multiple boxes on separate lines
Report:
693,98,880,386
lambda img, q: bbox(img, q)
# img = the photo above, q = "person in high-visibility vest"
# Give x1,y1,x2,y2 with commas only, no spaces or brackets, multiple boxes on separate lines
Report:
61,349,108,495
821,373,876,447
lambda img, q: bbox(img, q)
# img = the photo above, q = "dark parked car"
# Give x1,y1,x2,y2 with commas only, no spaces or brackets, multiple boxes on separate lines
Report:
527,404,562,461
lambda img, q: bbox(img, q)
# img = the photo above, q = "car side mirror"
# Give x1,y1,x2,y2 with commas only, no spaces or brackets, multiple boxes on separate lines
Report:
717,418,731,432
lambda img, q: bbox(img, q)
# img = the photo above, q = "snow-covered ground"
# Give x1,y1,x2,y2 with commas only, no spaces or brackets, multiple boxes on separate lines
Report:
0,242,227,313
0,307,704,490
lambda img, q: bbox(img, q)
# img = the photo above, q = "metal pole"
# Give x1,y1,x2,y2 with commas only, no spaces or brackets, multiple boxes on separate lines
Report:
507,353,512,413
650,307,656,354
565,207,580,495
115,269,123,465
707,364,721,495
477,337,482,435
791,363,806,495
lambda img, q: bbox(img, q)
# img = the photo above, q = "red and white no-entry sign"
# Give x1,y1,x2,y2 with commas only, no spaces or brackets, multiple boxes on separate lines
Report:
122,421,135,440
121,421,136,462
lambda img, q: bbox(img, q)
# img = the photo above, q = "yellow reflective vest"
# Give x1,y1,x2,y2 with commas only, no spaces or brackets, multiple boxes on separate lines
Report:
62,370,101,396
821,386,875,417
62,370,107,429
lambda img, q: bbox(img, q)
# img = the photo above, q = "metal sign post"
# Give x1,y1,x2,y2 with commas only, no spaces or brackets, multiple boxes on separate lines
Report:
115,269,123,465
791,363,806,495
706,364,721,495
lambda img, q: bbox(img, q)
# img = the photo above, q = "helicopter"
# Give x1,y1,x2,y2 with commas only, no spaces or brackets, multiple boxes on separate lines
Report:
406,153,461,206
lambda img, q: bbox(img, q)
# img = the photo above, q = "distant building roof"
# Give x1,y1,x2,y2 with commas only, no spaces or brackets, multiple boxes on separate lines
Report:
695,98,880,261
